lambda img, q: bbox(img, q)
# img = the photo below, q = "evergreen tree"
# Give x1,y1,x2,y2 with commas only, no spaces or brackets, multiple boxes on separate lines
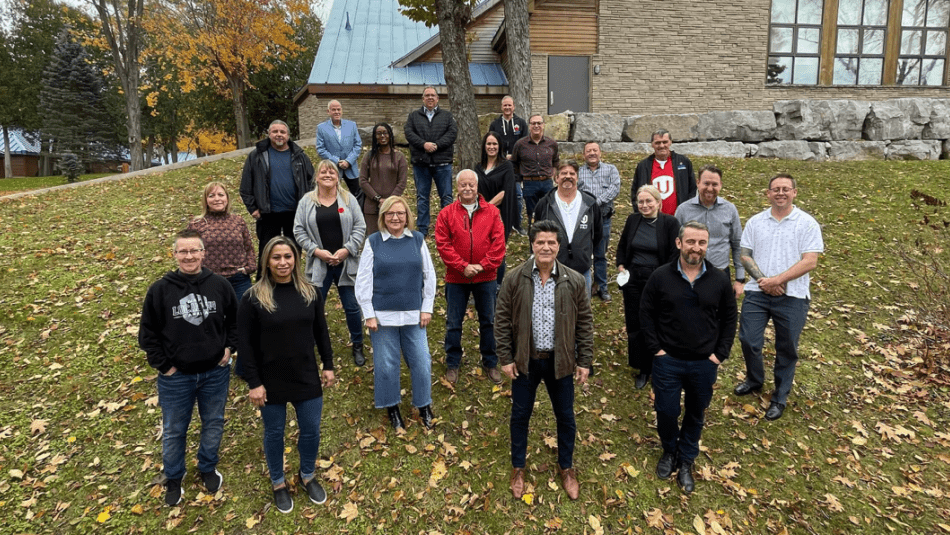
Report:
39,28,115,165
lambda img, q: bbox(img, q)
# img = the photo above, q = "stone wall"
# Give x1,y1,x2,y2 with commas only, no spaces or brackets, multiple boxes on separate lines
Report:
551,98,950,161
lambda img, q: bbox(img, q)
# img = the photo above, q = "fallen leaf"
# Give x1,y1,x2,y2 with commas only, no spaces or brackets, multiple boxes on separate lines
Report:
339,501,359,523
693,514,706,535
428,460,447,487
31,419,48,435
521,493,533,505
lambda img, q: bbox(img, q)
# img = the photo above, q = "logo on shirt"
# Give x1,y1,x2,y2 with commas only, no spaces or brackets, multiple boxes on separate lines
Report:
513,124,521,134
580,214,589,229
172,293,217,326
652,175,675,200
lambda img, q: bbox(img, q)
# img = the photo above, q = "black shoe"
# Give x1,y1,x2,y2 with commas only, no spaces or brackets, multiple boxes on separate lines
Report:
676,461,695,494
352,344,365,367
635,373,649,390
200,469,223,493
765,401,786,421
598,288,611,302
655,451,676,479
514,227,527,237
418,405,435,429
273,485,293,513
733,381,762,396
164,478,183,506
387,405,405,430
299,471,327,504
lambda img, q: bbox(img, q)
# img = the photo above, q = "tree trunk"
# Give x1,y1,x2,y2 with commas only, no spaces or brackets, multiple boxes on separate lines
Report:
2,126,12,178
170,137,179,163
227,76,252,148
503,0,533,117
92,0,145,171
434,0,480,170
145,134,155,168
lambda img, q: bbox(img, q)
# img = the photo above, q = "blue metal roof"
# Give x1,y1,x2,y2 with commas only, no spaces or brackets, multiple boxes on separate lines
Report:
309,0,507,86
0,127,40,155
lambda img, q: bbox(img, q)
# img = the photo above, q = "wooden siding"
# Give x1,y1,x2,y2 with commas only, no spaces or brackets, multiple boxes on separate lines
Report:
530,0,598,55
420,3,505,63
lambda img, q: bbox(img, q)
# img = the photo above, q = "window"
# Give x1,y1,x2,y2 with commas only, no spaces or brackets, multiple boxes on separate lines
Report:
768,0,824,84
768,0,950,86
834,0,887,84
898,0,949,85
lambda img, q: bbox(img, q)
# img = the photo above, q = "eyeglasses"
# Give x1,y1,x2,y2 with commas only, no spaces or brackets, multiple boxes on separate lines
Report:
529,121,544,126
175,249,204,256
385,211,407,218
770,187,794,193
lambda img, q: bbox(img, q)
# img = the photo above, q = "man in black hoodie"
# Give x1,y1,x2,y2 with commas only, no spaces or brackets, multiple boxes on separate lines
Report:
139,229,239,507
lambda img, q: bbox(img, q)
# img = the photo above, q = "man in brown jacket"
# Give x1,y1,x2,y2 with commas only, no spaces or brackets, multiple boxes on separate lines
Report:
495,219,594,501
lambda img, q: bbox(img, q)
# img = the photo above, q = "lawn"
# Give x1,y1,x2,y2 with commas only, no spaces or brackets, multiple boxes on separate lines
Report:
0,173,114,195
1,149,948,534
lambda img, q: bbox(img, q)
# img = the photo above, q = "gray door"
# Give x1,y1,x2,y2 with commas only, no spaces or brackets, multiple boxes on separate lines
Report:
548,56,590,114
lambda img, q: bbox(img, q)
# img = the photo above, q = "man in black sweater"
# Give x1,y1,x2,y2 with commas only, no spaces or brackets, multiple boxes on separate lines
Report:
640,221,737,495
404,87,458,237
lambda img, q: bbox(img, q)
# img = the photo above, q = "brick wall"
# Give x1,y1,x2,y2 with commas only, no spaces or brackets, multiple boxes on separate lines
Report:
299,94,503,141
581,0,950,115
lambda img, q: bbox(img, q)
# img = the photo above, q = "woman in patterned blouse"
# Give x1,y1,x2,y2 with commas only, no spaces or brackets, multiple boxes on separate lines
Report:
187,182,257,299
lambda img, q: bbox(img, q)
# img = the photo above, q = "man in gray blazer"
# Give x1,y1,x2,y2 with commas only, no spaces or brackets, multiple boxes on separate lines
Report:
316,100,363,204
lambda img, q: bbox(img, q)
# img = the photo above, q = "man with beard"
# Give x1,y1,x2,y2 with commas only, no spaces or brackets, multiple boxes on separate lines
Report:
640,222,737,494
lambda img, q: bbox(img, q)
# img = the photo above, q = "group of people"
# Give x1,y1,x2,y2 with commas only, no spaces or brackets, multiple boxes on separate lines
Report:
138,90,823,512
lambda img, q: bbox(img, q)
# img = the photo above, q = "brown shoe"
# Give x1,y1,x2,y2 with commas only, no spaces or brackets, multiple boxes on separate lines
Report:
484,366,503,384
559,467,579,500
445,368,459,384
510,468,525,499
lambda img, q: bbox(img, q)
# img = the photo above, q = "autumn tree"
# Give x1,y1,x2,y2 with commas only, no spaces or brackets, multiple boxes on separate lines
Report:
149,0,308,148
399,0,481,170
90,0,145,171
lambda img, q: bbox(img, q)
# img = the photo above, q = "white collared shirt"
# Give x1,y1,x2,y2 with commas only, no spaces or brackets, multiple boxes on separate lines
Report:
555,192,582,243
740,206,823,299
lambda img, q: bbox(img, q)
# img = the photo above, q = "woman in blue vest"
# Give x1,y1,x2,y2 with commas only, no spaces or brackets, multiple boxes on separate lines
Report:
355,195,436,431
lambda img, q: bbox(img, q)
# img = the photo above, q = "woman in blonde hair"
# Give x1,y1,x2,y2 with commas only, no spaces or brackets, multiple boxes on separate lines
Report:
237,236,335,513
294,160,367,366
355,195,436,431
187,181,256,299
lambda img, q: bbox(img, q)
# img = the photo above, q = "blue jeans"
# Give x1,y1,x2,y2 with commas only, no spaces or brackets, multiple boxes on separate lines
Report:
412,164,454,236
581,269,592,296
652,356,718,463
260,396,323,486
157,362,231,481
370,324,432,408
227,273,252,300
522,179,554,224
496,256,507,288
444,281,498,370
739,291,810,405
592,217,612,290
319,264,364,346
510,357,576,469
515,182,524,230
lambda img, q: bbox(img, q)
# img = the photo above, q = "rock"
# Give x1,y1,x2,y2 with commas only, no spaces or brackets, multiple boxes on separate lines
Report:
544,112,572,142
826,141,886,161
623,114,700,143
695,111,776,142
674,141,755,158
557,142,585,156
600,142,652,154
885,140,941,160
774,100,869,140
571,113,626,143
865,98,930,140
755,140,826,160
358,126,374,146
922,99,950,139
478,113,497,137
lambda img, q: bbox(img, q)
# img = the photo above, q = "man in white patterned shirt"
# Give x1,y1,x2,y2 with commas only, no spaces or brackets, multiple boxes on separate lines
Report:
578,142,621,302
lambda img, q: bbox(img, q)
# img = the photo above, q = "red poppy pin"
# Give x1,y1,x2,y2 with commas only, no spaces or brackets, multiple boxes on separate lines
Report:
338,207,345,214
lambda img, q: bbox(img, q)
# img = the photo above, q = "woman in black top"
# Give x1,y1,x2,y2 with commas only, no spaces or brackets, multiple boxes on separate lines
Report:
238,236,335,514
475,131,516,286
616,185,681,389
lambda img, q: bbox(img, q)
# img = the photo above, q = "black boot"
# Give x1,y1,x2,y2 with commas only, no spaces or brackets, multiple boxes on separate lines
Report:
386,405,404,430
676,460,695,494
352,344,365,367
418,405,435,429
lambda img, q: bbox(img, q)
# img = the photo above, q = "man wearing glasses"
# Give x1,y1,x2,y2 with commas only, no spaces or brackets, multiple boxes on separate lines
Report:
139,229,239,506
734,174,823,421
510,114,559,229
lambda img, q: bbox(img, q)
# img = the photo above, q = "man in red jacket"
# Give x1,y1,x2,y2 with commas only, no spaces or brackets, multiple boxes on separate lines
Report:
435,169,507,385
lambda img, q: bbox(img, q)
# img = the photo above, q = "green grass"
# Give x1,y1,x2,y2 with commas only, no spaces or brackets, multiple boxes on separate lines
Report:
0,173,113,192
1,150,948,534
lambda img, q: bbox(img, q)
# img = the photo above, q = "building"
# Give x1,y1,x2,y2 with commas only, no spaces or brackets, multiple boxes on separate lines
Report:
297,0,950,136
0,128,41,178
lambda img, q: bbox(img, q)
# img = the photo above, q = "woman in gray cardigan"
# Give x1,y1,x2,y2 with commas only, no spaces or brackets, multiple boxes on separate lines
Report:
294,160,368,365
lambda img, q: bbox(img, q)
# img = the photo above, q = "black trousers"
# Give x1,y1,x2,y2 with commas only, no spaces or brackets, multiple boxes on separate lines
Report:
621,265,658,374
255,211,298,279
